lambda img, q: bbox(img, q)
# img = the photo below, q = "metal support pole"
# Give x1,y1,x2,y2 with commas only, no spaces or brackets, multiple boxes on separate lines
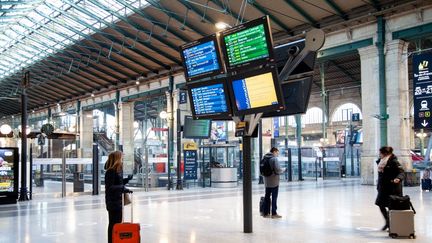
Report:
92,144,100,195
176,108,183,190
350,123,354,176
287,148,292,181
115,90,120,151
62,141,66,198
320,63,327,140
242,135,252,233
19,88,29,201
29,143,33,200
295,115,303,181
258,122,263,184
377,15,388,146
167,75,174,190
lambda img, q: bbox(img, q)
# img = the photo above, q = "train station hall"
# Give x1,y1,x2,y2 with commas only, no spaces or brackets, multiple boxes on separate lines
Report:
1,0,432,242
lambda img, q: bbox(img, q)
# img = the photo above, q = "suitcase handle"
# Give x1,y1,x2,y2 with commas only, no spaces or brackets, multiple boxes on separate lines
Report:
122,192,133,223
409,201,416,214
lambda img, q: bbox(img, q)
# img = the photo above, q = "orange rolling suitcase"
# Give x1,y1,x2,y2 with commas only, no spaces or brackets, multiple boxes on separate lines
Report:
113,193,141,243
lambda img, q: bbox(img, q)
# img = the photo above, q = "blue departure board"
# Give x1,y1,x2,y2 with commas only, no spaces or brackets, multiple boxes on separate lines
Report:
182,40,221,79
190,83,228,115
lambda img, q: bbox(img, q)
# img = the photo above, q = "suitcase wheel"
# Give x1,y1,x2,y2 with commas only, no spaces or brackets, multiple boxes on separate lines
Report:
389,233,398,238
410,234,416,239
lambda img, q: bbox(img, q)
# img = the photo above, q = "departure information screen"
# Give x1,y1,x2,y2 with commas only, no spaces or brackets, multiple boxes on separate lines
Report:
190,83,228,115
232,72,278,111
224,24,270,67
182,40,221,78
183,116,211,139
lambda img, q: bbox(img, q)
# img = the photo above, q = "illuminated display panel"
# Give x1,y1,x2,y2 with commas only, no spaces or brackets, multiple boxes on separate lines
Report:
180,34,225,81
187,79,232,120
0,147,18,200
229,67,284,116
220,16,274,72
183,116,211,139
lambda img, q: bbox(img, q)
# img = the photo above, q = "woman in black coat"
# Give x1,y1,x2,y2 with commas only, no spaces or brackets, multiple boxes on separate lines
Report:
105,151,132,243
375,146,404,231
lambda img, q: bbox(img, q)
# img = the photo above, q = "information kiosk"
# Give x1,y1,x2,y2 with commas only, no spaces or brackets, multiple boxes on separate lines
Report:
180,15,324,233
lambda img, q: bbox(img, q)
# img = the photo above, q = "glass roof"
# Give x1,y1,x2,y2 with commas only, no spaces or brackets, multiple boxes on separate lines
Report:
0,0,148,81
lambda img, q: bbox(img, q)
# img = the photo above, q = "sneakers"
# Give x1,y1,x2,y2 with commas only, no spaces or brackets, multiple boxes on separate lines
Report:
263,214,282,219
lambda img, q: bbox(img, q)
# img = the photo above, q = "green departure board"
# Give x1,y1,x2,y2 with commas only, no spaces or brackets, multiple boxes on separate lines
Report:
224,24,270,67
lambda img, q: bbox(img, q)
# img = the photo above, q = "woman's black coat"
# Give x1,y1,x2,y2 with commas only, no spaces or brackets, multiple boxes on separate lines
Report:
375,155,405,207
105,169,130,211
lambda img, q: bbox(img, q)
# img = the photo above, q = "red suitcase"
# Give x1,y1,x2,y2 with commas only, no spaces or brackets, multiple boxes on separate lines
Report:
113,194,141,243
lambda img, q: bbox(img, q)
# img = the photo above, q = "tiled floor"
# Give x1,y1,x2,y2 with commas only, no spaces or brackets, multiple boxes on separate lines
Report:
1,179,431,243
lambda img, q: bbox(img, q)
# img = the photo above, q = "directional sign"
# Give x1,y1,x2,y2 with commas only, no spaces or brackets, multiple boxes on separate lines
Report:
352,113,360,122
413,53,432,129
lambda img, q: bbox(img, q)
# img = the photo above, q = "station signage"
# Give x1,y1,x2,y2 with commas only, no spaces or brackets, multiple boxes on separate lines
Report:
413,53,432,129
183,142,197,180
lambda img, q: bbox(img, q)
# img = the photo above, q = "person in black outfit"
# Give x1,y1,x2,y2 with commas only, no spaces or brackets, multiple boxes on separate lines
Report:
105,151,133,243
375,146,404,231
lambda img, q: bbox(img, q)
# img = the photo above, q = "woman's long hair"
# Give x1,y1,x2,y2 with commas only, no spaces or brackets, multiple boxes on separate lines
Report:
104,151,123,173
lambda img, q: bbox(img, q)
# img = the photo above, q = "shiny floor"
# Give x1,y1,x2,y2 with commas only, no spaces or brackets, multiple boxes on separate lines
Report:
1,179,432,243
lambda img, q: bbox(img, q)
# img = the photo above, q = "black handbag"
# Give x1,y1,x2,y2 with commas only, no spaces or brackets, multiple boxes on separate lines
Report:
389,195,416,213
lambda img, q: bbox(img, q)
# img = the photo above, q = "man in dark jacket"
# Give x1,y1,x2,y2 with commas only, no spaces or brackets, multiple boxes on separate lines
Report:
263,147,285,218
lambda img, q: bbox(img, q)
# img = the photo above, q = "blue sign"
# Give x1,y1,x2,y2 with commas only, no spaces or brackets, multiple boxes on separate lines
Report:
183,150,198,180
179,90,187,104
183,40,220,78
351,113,360,122
190,83,228,115
413,53,432,129
273,117,279,137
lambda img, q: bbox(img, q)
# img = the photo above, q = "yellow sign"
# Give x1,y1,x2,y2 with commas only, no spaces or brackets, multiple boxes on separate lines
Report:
183,142,198,150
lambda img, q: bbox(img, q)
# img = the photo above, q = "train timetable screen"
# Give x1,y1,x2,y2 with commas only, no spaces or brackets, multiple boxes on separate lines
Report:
191,83,228,115
232,72,278,111
224,24,269,67
182,40,221,78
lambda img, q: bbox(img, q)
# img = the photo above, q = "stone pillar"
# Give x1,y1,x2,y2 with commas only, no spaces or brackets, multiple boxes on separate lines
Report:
385,39,412,170
120,102,135,174
80,110,93,158
359,46,381,185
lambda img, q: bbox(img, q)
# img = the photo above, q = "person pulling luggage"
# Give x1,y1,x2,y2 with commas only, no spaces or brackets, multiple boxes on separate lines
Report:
104,151,133,243
375,146,404,231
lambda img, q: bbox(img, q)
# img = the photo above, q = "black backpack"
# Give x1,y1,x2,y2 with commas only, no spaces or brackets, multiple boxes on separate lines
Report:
260,157,273,177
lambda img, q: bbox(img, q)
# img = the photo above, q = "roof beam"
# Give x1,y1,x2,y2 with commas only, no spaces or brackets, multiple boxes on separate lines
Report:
248,2,292,34
210,0,249,24
147,0,207,36
116,0,191,42
282,0,318,27
28,68,87,95
65,0,175,69
324,0,348,20
43,2,157,73
33,9,144,77
369,0,381,11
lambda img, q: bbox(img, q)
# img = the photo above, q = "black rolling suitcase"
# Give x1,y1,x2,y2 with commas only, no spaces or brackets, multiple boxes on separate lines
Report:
259,197,265,216
421,178,432,191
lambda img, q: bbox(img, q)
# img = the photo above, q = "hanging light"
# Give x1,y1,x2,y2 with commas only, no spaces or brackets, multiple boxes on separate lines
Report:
159,111,168,119
0,124,12,134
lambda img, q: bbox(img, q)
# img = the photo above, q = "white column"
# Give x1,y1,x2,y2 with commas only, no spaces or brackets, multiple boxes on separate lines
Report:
80,110,93,158
385,39,412,170
359,45,381,185
120,102,135,174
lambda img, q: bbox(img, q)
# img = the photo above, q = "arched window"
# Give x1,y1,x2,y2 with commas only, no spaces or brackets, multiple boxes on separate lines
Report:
303,107,325,124
285,107,326,126
331,103,362,122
